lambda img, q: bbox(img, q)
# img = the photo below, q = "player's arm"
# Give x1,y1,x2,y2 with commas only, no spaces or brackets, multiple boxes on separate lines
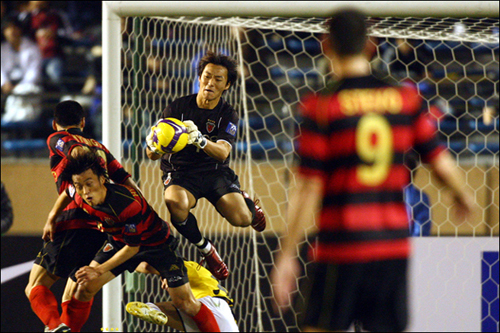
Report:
184,120,232,162
43,190,73,241
76,244,140,285
271,173,322,311
429,150,475,221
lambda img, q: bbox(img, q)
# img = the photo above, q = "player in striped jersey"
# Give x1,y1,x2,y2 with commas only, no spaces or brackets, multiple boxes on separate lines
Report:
25,100,141,332
46,149,221,332
127,261,239,332
272,8,475,332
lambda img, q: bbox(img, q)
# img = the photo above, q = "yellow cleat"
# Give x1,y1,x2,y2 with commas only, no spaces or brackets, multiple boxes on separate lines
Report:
126,302,168,325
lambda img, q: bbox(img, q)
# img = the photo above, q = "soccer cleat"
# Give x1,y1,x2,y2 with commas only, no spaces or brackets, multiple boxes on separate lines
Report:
199,240,229,280
49,323,71,332
242,191,266,232
126,302,168,325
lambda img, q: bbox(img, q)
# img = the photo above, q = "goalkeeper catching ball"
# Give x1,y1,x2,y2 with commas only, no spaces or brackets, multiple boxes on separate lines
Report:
146,51,266,281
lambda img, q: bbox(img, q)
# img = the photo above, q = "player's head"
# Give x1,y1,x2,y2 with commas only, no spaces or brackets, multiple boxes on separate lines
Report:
62,148,108,206
197,51,238,101
1,16,23,43
53,100,86,130
326,8,367,58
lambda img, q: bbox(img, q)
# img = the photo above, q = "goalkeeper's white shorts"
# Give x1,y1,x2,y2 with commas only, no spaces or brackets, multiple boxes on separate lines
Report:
179,296,239,332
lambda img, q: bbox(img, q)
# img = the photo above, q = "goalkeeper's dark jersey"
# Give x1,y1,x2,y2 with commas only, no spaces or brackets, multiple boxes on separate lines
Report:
47,128,131,232
66,183,170,247
160,94,239,173
298,76,445,264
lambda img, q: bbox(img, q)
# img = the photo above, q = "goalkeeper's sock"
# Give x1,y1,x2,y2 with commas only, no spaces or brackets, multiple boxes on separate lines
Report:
191,302,220,332
195,238,212,255
244,197,256,220
172,213,204,245
28,285,62,330
61,296,93,332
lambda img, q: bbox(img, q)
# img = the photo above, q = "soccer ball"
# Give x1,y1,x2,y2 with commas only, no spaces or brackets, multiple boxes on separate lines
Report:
152,118,189,154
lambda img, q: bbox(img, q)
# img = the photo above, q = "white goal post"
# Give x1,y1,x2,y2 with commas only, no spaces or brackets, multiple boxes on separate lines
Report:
102,2,499,332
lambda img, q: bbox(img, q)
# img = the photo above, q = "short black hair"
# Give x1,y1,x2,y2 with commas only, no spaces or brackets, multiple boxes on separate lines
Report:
197,51,238,88
54,100,85,127
62,148,107,183
326,8,367,57
1,16,23,32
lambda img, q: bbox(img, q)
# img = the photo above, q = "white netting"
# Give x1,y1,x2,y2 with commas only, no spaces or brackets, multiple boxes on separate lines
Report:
117,15,498,332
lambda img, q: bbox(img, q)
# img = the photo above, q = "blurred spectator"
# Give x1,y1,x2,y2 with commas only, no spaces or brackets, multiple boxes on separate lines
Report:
23,1,69,92
1,16,43,124
1,181,14,234
380,38,432,82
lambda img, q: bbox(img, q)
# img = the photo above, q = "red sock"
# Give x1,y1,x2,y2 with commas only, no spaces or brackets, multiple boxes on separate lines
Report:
28,285,62,330
60,296,93,332
191,302,220,332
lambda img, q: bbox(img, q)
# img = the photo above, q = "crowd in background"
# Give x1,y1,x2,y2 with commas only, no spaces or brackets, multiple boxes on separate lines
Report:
1,1,103,143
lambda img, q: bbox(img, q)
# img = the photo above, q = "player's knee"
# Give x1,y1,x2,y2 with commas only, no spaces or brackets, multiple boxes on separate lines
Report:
165,198,189,222
75,283,98,302
25,283,33,299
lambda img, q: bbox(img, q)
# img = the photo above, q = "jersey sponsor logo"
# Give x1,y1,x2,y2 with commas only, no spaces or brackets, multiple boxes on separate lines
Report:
225,122,237,136
206,120,216,133
55,138,65,152
103,243,114,252
125,224,137,233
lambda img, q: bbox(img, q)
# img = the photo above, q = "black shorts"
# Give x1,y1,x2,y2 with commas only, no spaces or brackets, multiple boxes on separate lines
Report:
91,235,189,288
299,259,408,332
34,228,107,279
162,168,241,207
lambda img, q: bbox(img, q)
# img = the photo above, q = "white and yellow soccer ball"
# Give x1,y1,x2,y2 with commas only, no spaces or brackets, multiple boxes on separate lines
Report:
151,118,189,154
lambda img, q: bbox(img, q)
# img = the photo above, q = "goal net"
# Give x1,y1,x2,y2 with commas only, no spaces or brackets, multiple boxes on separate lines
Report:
105,4,499,332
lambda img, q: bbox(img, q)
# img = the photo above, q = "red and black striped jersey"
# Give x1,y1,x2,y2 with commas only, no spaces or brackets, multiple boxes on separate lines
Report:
298,76,445,264
67,183,170,247
47,128,131,232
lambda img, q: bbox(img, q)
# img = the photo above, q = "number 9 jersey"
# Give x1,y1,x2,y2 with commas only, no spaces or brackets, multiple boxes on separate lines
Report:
297,76,445,264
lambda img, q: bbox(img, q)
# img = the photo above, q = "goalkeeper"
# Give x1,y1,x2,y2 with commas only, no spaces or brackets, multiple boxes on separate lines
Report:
128,260,239,332
145,51,266,281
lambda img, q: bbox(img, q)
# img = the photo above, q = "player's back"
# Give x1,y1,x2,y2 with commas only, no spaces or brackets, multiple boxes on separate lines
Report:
299,75,443,263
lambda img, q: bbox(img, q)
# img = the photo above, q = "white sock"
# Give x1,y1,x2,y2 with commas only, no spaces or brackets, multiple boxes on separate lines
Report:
197,239,212,254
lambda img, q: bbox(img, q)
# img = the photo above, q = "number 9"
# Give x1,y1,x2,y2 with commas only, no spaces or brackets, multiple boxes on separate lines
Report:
355,114,393,187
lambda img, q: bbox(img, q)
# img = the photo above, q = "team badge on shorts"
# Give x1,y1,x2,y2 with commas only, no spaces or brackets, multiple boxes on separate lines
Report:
164,173,172,186
206,120,216,133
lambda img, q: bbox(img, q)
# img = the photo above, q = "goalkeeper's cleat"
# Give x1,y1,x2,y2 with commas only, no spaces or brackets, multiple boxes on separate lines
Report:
199,240,229,280
126,302,168,325
242,191,267,232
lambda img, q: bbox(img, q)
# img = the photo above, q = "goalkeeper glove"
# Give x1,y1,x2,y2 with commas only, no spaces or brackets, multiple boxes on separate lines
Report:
183,120,198,133
188,130,208,149
146,127,164,155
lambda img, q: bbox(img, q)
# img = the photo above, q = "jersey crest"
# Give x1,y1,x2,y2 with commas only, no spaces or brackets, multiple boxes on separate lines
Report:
206,119,216,133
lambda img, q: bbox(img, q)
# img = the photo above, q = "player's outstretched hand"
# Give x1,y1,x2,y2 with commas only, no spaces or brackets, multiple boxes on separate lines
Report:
160,277,170,291
188,130,208,149
183,120,198,133
42,219,56,242
76,266,101,285
271,255,300,314
146,127,164,155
